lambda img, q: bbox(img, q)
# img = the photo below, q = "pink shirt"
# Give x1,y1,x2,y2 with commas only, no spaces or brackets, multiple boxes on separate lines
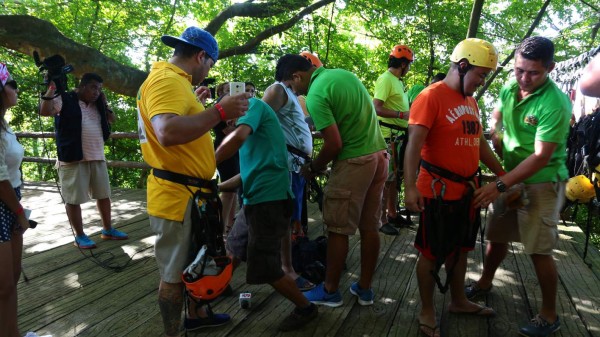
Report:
53,98,106,165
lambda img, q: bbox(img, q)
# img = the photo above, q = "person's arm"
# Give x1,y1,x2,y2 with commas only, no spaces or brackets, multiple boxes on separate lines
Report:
580,54,600,97
0,180,29,230
100,92,117,124
310,123,342,172
0,148,29,229
403,124,428,212
490,107,503,158
39,84,60,117
473,140,557,207
218,174,242,192
151,93,250,147
373,98,408,119
215,124,252,164
479,133,504,176
262,84,287,112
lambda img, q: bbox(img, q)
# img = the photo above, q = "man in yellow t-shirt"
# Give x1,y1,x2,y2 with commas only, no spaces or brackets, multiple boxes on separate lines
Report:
137,26,249,336
373,44,414,235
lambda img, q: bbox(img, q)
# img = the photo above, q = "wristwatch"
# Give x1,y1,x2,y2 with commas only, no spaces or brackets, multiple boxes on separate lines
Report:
495,179,507,193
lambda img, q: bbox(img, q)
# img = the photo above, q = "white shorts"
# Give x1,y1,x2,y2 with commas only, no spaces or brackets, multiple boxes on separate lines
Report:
58,161,111,205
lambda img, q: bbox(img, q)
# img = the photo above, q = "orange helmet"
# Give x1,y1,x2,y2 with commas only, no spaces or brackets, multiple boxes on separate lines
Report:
390,45,414,61
183,256,233,300
300,51,323,68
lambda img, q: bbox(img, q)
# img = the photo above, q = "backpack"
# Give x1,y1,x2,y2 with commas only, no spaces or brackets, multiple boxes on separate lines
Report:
567,108,600,177
291,236,328,284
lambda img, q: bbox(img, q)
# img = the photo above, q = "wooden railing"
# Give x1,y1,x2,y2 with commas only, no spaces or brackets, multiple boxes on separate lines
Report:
16,130,497,181
16,131,150,169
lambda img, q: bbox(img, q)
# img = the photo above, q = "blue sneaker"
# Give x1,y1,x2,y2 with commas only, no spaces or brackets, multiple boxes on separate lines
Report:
349,282,374,306
303,283,343,307
519,314,560,337
101,228,128,240
184,313,231,331
74,234,96,249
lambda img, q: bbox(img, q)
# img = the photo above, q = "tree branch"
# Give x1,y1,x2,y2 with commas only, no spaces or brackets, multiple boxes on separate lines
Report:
217,0,335,58
0,15,147,97
205,0,310,34
475,0,552,101
580,0,599,12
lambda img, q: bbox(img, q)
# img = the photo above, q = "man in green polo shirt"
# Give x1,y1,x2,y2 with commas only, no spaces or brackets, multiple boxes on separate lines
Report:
374,44,414,235
468,36,571,337
276,54,388,308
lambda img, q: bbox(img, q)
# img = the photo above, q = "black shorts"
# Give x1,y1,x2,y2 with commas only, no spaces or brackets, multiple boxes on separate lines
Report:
414,197,480,261
244,198,293,284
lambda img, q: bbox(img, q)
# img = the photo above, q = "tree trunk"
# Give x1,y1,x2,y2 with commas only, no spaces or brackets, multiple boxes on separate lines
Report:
466,0,485,38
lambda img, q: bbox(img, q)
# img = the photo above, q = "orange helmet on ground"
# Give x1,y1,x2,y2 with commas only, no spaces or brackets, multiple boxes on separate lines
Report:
183,256,233,301
300,51,323,68
390,45,414,61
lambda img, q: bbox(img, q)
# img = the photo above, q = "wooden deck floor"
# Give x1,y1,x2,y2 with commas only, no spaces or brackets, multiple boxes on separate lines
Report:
17,182,600,337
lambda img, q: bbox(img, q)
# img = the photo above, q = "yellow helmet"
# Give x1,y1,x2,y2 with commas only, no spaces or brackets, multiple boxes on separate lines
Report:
565,175,596,203
450,38,498,70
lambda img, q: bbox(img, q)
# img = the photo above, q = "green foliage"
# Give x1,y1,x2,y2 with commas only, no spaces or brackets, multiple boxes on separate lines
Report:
1,0,599,191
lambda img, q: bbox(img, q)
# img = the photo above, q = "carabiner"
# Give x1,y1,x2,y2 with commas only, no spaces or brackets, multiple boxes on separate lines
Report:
430,178,446,199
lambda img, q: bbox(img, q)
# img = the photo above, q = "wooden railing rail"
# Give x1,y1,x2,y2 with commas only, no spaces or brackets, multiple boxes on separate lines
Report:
16,131,148,169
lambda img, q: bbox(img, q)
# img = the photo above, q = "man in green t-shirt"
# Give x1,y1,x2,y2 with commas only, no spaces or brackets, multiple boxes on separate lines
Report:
373,44,414,235
276,54,388,308
468,36,571,337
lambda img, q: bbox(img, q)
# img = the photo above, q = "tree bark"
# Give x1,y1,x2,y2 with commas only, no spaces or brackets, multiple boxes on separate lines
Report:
466,0,485,38
0,0,334,97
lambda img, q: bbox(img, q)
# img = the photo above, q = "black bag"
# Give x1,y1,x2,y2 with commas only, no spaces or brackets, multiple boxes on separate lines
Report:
291,235,328,283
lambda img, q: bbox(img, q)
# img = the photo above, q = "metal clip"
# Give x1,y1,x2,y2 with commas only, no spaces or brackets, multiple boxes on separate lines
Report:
431,178,446,199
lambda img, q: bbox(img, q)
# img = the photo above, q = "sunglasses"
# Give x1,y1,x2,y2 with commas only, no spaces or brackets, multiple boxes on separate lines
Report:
5,80,17,90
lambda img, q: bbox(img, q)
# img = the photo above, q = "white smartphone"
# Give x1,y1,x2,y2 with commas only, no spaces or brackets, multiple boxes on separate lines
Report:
229,82,245,96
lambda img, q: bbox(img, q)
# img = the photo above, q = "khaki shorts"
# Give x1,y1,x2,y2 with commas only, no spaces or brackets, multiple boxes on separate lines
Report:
322,150,388,235
150,199,193,283
58,161,111,205
486,181,566,255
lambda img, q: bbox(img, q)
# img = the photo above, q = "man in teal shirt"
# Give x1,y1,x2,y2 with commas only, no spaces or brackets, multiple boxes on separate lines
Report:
215,98,318,331
275,54,388,308
469,36,571,337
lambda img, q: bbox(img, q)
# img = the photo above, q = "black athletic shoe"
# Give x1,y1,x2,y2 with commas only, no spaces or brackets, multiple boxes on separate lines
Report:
379,223,399,236
278,303,318,331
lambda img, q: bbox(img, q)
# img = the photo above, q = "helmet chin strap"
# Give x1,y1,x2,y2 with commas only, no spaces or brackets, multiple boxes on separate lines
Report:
457,62,471,99
459,72,467,99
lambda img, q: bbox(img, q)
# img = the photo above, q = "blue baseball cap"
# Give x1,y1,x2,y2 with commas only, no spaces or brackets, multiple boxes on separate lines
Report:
161,27,219,63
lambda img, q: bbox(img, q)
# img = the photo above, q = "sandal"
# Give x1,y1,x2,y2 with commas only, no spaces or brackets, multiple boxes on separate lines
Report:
419,322,440,337
449,304,496,317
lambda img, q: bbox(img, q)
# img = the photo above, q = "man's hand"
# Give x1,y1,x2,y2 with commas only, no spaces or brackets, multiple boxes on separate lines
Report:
404,185,424,212
300,162,317,180
473,182,501,209
194,86,211,105
217,92,251,120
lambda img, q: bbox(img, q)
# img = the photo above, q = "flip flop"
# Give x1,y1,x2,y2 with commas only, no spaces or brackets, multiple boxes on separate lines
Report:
419,322,440,337
449,305,496,317
295,276,316,291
